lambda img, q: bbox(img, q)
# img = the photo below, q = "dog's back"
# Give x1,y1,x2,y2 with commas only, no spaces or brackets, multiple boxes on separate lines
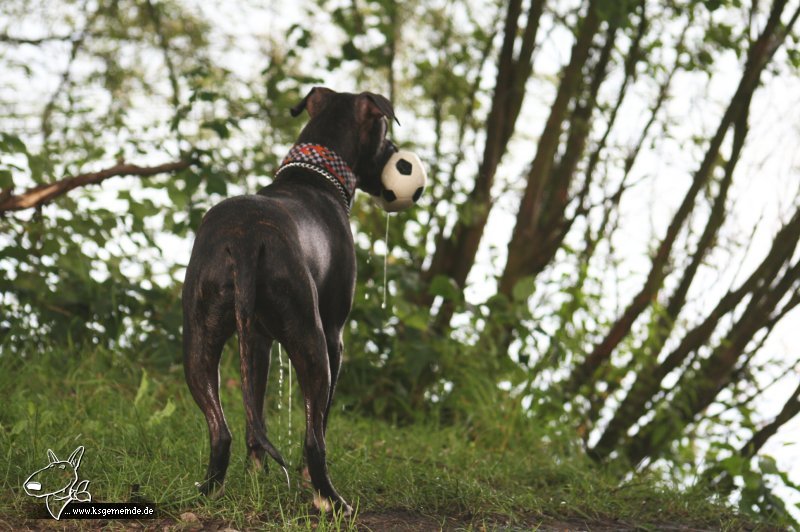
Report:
183,176,356,332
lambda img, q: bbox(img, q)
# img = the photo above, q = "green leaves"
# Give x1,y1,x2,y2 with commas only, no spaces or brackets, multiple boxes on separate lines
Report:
134,369,151,408
205,173,228,195
0,132,29,190
512,276,536,303
594,0,638,27
201,119,232,140
428,275,462,303
146,399,176,427
133,369,177,427
0,169,12,190
0,132,27,154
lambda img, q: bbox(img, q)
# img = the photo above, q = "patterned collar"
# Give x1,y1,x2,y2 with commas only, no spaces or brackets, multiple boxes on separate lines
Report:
275,143,357,212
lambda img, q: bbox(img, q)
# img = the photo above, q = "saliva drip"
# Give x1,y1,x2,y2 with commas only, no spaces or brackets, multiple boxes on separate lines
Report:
286,344,292,445
273,344,293,462
382,212,390,309
276,344,292,453
276,343,284,442
275,343,291,487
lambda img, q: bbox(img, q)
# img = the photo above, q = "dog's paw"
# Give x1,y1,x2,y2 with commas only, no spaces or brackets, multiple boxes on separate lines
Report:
247,453,266,473
313,492,353,517
195,480,225,499
313,491,333,513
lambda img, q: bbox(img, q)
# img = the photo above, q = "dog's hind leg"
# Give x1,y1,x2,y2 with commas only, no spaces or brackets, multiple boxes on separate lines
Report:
183,314,232,498
232,256,288,480
242,327,279,473
299,325,344,485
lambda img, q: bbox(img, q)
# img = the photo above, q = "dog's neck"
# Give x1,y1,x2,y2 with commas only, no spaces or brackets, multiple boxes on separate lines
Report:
276,144,357,212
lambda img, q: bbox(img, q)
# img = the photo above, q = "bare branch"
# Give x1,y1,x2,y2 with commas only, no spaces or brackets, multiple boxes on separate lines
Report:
422,6,498,273
0,33,74,45
741,374,800,458
40,2,100,141
145,0,182,116
0,160,193,213
498,0,601,296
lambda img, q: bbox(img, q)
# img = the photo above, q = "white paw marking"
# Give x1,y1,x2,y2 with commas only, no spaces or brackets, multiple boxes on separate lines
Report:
312,492,353,516
313,491,333,513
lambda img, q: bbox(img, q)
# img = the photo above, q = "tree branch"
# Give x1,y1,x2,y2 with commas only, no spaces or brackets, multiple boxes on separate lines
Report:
40,2,100,142
741,375,800,458
0,33,75,45
591,207,800,460
624,254,800,464
0,160,192,213
421,5,497,273
145,0,182,116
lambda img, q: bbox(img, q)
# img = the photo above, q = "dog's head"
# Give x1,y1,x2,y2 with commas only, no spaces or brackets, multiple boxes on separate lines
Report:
291,87,398,197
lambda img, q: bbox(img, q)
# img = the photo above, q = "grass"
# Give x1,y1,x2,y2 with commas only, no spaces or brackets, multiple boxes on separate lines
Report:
0,344,778,530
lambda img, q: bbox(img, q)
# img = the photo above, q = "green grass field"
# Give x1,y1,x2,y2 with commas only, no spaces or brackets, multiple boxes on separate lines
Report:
0,345,777,530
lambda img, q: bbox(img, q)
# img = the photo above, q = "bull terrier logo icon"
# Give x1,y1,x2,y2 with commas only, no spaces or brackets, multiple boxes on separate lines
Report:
23,446,92,520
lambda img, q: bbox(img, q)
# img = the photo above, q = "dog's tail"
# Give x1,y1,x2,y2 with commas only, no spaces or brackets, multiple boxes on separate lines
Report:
230,246,290,484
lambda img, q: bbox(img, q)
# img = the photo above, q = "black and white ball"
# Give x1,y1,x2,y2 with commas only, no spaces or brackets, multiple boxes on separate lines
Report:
376,150,427,212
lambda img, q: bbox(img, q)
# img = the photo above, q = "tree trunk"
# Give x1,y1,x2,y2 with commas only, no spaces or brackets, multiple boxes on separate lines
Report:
422,0,544,311
497,0,601,297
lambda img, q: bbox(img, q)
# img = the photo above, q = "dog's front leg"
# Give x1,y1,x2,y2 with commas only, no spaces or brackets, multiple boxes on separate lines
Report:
285,324,352,515
300,328,343,485
323,329,344,435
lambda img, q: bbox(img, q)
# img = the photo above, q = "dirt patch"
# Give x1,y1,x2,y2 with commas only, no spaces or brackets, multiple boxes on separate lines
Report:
356,509,457,531
0,511,750,532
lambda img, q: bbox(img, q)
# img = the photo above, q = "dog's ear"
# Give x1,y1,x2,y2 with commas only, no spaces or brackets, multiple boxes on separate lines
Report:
357,92,400,126
290,87,335,118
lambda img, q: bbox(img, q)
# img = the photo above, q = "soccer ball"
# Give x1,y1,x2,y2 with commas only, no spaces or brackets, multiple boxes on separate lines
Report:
375,150,427,212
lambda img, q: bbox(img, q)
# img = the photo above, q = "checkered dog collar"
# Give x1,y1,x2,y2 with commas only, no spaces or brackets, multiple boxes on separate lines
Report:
275,143,357,212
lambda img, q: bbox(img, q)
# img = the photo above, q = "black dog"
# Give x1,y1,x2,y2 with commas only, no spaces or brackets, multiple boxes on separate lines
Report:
182,87,398,513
